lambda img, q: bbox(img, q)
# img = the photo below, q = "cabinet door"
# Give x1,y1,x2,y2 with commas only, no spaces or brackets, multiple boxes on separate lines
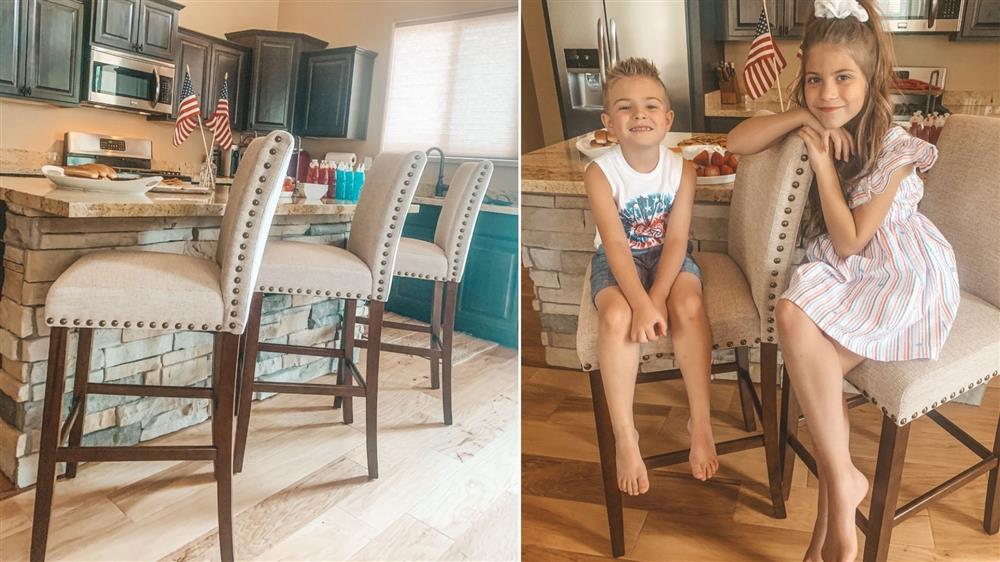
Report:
208,42,249,131
137,0,177,60
248,37,297,131
782,0,812,37
173,29,210,118
0,0,24,97
455,213,519,348
296,52,352,137
23,0,83,104
92,0,139,52
726,0,779,39
960,0,1000,38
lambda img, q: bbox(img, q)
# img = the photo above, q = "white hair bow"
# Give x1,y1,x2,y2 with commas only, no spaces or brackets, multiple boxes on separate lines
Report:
814,0,869,22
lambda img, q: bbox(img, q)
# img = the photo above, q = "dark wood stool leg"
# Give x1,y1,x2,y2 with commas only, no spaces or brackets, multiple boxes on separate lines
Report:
735,346,757,432
864,416,911,562
982,410,1000,534
589,370,625,558
780,367,801,501
233,292,263,474
334,300,356,423
30,327,69,562
441,281,457,426
213,332,240,562
365,300,384,479
233,328,248,419
65,328,93,479
760,343,788,519
429,280,443,390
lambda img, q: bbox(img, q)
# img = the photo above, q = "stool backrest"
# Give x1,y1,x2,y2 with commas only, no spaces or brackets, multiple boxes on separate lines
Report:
921,114,999,308
727,134,813,344
434,160,494,282
215,130,294,333
347,151,427,301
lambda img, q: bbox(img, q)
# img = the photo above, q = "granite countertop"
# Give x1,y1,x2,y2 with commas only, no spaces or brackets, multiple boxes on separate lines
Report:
703,90,1000,119
0,176,359,218
521,131,734,204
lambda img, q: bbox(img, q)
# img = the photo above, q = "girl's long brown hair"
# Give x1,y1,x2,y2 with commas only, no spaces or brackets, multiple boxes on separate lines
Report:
792,0,897,239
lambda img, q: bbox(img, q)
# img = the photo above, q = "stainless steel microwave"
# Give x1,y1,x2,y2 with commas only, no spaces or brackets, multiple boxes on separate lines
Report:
85,45,175,115
875,0,964,33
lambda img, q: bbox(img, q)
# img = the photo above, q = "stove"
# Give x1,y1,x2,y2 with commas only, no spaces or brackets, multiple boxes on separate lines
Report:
63,132,191,182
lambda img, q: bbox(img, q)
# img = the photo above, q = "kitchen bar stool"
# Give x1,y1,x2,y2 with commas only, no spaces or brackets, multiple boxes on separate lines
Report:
352,160,494,425
32,130,294,562
232,151,427,479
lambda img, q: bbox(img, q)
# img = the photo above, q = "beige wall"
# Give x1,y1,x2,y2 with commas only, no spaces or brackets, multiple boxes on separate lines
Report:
724,35,1000,96
521,0,563,149
0,0,280,175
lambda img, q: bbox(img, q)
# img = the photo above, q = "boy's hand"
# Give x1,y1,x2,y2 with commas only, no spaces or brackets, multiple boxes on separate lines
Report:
630,301,667,343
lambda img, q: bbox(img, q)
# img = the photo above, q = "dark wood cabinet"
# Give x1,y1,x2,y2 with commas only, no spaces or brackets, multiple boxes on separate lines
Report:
226,30,327,133
295,47,376,139
724,0,811,39
172,27,250,130
0,0,83,105
960,0,1000,38
91,0,180,60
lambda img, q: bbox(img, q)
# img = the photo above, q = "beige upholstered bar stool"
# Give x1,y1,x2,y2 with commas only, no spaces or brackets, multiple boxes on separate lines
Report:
781,115,1000,562
576,134,814,557
232,151,427,479
353,160,494,425
32,130,294,562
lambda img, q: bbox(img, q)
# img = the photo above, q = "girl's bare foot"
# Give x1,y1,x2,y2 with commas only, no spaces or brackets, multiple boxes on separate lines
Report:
804,479,829,562
821,466,868,562
615,427,649,496
686,418,719,481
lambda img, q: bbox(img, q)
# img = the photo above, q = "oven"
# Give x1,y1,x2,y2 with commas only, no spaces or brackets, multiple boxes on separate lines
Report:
85,45,175,115
874,0,965,33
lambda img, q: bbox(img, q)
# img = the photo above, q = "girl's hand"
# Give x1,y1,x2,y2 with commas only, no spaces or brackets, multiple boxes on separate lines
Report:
799,117,854,162
797,126,836,173
630,301,667,343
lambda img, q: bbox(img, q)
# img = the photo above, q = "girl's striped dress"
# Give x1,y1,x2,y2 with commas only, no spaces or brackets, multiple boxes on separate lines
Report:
782,126,960,361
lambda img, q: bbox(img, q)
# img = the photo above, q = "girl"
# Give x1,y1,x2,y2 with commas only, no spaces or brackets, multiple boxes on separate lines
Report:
727,1,960,561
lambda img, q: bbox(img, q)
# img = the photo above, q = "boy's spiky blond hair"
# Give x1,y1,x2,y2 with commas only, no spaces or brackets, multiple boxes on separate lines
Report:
602,57,671,111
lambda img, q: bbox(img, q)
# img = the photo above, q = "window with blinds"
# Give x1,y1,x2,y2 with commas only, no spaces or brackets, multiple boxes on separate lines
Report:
381,8,518,159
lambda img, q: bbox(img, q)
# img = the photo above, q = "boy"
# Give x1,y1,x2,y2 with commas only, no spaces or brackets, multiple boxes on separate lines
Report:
585,58,717,496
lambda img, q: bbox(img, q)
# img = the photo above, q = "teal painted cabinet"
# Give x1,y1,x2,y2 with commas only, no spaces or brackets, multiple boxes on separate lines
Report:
388,205,518,348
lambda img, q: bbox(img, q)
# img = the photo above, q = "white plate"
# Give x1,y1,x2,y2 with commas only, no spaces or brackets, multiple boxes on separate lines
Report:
575,132,618,159
42,165,161,194
697,173,736,185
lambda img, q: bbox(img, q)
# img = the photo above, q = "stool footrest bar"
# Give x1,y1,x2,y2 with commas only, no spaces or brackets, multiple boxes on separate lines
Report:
55,445,216,462
643,434,764,469
257,343,345,358
87,383,214,400
253,381,366,397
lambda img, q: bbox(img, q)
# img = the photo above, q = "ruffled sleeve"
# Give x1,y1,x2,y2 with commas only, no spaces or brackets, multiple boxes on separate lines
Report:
849,127,938,208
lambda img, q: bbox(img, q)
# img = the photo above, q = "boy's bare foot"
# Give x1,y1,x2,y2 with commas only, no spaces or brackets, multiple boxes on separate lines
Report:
820,466,867,562
615,427,649,496
803,480,829,562
686,418,719,481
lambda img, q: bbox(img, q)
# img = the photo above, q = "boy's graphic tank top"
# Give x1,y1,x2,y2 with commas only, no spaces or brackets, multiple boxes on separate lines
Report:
590,144,684,250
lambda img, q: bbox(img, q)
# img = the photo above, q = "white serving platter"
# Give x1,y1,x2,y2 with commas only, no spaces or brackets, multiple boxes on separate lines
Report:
41,165,162,194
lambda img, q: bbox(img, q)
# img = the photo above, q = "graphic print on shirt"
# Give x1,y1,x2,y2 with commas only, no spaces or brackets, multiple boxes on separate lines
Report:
620,192,674,249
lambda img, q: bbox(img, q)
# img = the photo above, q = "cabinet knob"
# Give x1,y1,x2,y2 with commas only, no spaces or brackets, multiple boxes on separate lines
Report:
137,44,143,52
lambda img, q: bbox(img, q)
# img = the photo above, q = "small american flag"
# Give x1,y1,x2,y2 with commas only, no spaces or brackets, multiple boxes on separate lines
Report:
173,70,201,146
742,8,787,100
206,78,232,150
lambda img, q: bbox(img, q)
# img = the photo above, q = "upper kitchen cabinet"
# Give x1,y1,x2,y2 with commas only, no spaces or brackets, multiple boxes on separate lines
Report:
225,30,327,133
295,47,376,139
960,0,1000,38
0,0,84,105
91,0,181,60
173,28,250,130
724,0,809,38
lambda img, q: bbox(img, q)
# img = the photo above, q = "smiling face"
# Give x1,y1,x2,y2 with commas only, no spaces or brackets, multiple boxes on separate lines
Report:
601,76,673,148
803,42,869,129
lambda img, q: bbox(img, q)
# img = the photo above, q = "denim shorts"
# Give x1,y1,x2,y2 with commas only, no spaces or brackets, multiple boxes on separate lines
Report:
590,243,701,304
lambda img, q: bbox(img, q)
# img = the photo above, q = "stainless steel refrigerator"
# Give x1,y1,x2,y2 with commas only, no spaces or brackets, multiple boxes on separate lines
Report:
545,0,696,139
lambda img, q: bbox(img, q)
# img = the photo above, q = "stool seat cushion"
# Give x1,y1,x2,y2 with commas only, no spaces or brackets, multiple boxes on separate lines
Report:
45,251,225,330
577,251,760,370
846,291,1000,426
394,238,448,281
257,240,374,299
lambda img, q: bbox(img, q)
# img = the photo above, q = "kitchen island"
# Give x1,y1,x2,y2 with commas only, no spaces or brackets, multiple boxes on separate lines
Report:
521,132,789,373
0,177,364,488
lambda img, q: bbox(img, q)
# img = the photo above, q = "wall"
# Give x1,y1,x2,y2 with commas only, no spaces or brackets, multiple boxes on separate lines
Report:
0,0,281,177
521,0,564,149
276,0,519,202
